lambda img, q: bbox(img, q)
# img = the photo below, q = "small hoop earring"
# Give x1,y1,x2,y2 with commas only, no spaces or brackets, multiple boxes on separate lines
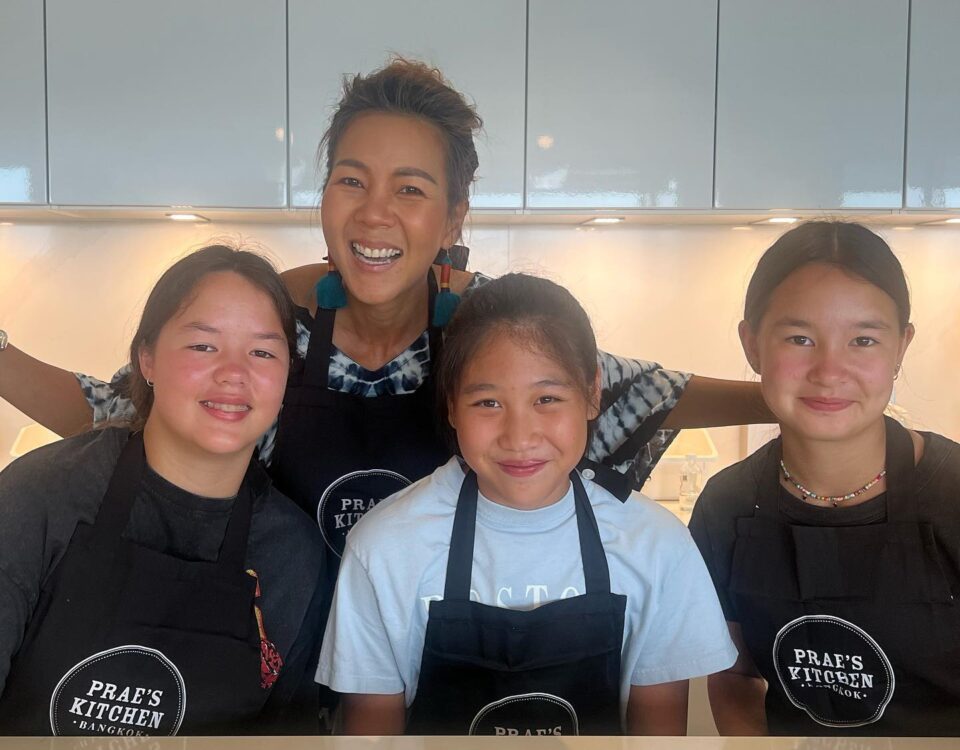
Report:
146,379,154,388
893,363,901,381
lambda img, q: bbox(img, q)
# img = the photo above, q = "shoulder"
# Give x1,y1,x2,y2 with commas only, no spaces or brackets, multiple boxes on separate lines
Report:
586,479,690,557
697,440,773,512
281,263,329,310
915,430,960,496
1,426,127,500
346,458,463,558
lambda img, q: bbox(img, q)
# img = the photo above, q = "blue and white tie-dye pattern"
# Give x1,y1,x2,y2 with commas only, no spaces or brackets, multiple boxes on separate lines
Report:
76,274,689,488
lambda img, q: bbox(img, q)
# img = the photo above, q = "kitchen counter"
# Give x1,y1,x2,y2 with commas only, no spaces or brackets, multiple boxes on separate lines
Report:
2,736,960,750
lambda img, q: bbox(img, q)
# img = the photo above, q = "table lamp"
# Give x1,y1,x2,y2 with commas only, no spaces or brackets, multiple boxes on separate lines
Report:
662,428,718,511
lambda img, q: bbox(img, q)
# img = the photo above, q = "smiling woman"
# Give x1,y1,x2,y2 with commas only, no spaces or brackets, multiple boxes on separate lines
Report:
0,246,326,736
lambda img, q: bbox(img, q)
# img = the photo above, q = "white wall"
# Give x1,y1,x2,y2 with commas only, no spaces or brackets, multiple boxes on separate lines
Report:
1,221,958,482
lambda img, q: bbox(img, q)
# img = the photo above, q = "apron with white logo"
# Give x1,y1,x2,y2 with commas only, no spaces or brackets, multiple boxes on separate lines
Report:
406,471,626,736
729,417,960,735
270,272,449,592
0,433,270,735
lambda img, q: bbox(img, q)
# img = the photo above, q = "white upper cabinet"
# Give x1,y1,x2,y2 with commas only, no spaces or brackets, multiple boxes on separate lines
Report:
1,0,46,204
288,0,526,210
46,0,286,207
526,0,717,210
906,0,960,209
715,0,908,210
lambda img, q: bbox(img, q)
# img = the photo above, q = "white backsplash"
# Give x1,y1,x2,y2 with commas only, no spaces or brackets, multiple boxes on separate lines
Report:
2,221,958,491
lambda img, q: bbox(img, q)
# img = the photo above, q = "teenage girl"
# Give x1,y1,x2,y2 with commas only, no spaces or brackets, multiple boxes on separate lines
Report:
689,222,960,736
318,273,737,736
0,246,325,735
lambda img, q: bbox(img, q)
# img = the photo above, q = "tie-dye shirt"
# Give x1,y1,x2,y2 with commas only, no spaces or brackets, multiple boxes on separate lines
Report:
77,275,690,490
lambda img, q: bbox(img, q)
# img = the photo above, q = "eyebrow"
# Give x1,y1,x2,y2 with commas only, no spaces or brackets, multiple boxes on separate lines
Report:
770,317,892,330
181,322,285,341
334,158,438,186
460,379,574,395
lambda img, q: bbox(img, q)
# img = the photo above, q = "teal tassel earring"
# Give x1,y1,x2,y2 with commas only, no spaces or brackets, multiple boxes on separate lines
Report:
315,258,347,310
432,248,461,328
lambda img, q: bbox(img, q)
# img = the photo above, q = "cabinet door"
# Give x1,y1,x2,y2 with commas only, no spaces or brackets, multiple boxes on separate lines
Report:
527,0,717,210
906,0,960,208
288,0,525,210
0,0,46,204
46,0,286,207
715,0,908,209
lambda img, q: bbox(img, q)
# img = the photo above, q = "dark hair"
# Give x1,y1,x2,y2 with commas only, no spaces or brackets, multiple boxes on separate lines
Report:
320,57,483,216
744,221,911,330
437,274,599,446
125,245,296,426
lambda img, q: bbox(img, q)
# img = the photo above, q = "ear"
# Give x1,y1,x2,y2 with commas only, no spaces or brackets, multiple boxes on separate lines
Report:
138,344,155,385
738,320,761,375
442,201,469,250
897,322,916,365
587,368,602,421
446,398,458,431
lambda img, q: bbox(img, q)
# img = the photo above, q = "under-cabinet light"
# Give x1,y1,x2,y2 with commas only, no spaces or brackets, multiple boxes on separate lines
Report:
166,213,210,222
581,217,625,226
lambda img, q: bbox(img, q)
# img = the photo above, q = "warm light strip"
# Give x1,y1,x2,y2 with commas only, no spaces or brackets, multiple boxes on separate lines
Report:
166,213,209,222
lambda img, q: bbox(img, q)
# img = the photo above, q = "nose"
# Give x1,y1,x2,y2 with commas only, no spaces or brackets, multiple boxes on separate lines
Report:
808,345,848,385
214,352,247,387
354,185,395,228
499,407,540,452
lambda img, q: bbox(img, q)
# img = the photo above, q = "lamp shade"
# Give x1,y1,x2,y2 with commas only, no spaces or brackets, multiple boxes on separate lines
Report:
10,423,61,459
662,428,718,461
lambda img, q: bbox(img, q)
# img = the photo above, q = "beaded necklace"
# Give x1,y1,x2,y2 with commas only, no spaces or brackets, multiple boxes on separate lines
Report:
780,459,886,507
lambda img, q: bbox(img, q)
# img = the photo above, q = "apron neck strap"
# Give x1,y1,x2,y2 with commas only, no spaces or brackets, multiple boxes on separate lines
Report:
882,415,917,520
443,470,611,602
93,432,256,573
304,270,441,388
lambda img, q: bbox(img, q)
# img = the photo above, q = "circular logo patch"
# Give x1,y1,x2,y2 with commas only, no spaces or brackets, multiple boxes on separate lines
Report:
317,469,411,557
49,645,186,736
469,692,579,736
773,615,895,727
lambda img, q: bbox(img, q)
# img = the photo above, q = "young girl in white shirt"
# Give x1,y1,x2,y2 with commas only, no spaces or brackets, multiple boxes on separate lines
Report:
318,273,736,736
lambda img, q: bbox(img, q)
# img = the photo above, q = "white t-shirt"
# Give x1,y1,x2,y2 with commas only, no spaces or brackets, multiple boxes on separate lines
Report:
317,457,736,720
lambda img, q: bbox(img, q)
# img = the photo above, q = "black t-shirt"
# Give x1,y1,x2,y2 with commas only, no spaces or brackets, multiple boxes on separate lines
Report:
689,430,960,622
0,427,326,733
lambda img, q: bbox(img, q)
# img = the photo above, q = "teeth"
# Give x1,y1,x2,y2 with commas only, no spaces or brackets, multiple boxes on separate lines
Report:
350,242,402,261
201,401,250,413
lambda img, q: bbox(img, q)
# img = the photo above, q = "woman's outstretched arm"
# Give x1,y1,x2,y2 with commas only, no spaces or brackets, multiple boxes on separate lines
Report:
0,345,93,436
662,375,773,430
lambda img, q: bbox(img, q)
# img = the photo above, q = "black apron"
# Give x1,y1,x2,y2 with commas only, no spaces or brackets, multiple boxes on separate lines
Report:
270,272,450,591
0,433,270,736
406,470,626,736
729,417,960,735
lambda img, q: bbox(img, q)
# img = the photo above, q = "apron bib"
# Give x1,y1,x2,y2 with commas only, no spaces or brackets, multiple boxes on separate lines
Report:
729,417,960,735
270,272,450,593
406,471,626,736
0,433,268,736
